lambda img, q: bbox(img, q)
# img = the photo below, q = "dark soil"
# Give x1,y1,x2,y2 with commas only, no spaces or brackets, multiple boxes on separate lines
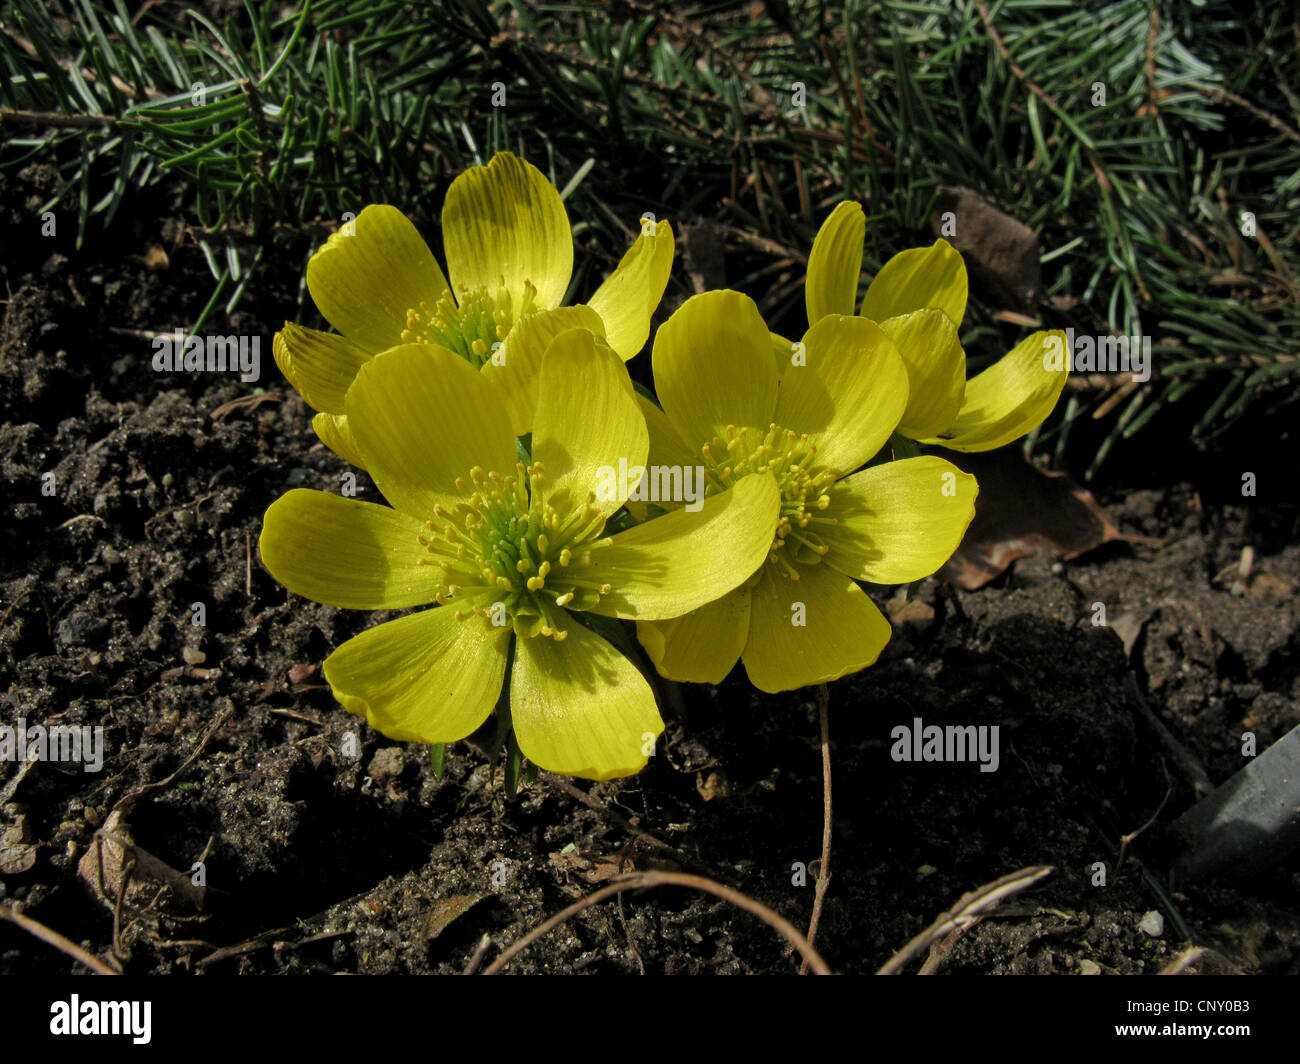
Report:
2,161,1297,976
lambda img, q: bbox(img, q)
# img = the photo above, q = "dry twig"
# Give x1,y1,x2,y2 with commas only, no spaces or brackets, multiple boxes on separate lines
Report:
0,903,119,975
800,682,832,974
878,866,1054,975
482,871,831,975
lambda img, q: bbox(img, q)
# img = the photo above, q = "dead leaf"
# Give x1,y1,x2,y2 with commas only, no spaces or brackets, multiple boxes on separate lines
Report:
1247,572,1295,599
696,770,731,801
548,849,630,884
0,808,36,874
287,663,316,685
888,592,935,629
931,187,1040,312
1110,608,1154,660
77,809,205,911
424,894,486,940
940,449,1162,590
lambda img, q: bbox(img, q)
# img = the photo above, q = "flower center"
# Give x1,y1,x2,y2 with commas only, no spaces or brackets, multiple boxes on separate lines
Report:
401,278,538,368
417,462,612,638
702,423,838,580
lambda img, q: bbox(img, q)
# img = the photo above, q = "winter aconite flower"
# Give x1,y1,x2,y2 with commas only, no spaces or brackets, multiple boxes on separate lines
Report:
635,291,977,693
260,331,779,780
805,200,1067,451
274,151,675,465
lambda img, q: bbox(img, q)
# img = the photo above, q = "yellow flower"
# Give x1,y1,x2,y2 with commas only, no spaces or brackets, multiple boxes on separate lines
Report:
635,291,978,693
259,331,779,780
273,151,675,466
805,200,1067,451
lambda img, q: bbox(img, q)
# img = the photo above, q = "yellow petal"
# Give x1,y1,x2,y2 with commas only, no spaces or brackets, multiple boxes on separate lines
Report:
323,607,508,744
510,620,663,780
306,205,450,352
821,456,977,584
771,331,796,380
478,305,605,437
587,218,675,360
638,393,701,470
260,489,445,608
806,200,865,323
773,314,908,475
652,290,779,447
531,328,647,519
346,343,515,517
861,239,967,328
879,309,967,439
274,323,372,414
442,151,573,311
742,563,891,693
922,330,1069,452
636,588,749,684
312,411,368,470
571,473,780,620
624,393,700,524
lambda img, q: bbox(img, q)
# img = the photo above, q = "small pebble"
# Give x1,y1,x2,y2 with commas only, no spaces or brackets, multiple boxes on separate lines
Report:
182,647,206,666
1078,959,1101,975
56,612,109,647
367,746,405,782
1139,910,1165,937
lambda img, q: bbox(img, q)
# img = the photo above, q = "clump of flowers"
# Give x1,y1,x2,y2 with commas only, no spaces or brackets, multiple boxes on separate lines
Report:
273,151,674,465
805,200,1067,452
261,156,1079,781
633,290,977,693
261,331,778,780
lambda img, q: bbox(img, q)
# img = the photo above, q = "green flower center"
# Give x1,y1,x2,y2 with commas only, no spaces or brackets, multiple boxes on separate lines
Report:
702,423,839,580
401,278,538,368
417,462,612,638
